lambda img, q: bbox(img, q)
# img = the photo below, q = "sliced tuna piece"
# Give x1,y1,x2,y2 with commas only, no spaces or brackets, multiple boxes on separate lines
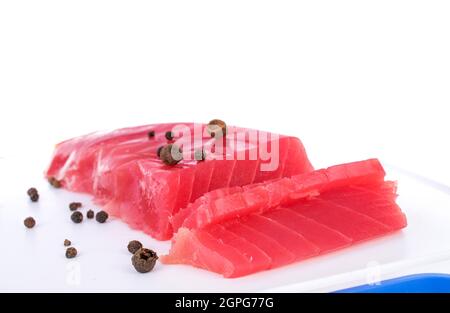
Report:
46,123,313,240
242,215,321,260
263,208,353,253
206,225,272,274
224,220,296,268
288,199,393,242
162,159,407,278
174,159,387,232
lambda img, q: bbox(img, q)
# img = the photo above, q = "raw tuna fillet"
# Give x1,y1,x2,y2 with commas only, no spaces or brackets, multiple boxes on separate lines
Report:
45,123,313,240
172,159,386,231
161,159,407,278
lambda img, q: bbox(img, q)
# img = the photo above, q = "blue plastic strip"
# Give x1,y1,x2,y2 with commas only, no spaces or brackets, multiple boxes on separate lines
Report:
336,273,450,293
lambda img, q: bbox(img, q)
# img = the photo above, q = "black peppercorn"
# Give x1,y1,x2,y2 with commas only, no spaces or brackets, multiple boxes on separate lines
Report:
147,130,155,138
127,240,143,254
131,248,158,273
95,210,108,223
24,217,36,228
156,146,164,158
27,187,37,196
69,202,82,211
206,119,227,138
87,210,94,219
64,239,71,246
165,131,174,141
27,187,39,202
159,144,183,165
48,177,62,188
71,211,83,223
65,247,77,259
156,146,163,157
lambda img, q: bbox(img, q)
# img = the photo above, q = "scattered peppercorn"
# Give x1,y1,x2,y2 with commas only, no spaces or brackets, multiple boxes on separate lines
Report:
70,211,83,224
194,149,206,161
69,202,82,211
95,210,109,223
24,217,36,228
27,187,39,202
206,119,227,138
127,240,143,254
156,146,163,157
27,187,37,196
165,131,174,141
159,144,183,165
30,193,39,202
64,239,71,247
65,247,77,259
147,130,155,138
87,209,94,219
131,248,158,273
48,177,62,188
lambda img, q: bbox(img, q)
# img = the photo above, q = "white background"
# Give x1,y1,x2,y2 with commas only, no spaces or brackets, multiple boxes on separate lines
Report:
1,0,449,178
0,1,450,291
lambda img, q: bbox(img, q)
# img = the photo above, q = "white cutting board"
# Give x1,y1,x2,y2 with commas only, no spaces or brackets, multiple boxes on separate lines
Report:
1,156,450,292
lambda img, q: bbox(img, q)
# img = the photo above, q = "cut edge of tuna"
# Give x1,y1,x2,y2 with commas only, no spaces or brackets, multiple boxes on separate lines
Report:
172,159,386,232
159,228,238,277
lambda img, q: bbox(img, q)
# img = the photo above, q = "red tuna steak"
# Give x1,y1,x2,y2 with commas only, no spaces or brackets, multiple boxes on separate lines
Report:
161,160,407,278
46,123,313,240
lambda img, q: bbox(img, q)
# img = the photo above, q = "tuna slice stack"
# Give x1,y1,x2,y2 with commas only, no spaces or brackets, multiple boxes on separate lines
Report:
162,159,407,277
